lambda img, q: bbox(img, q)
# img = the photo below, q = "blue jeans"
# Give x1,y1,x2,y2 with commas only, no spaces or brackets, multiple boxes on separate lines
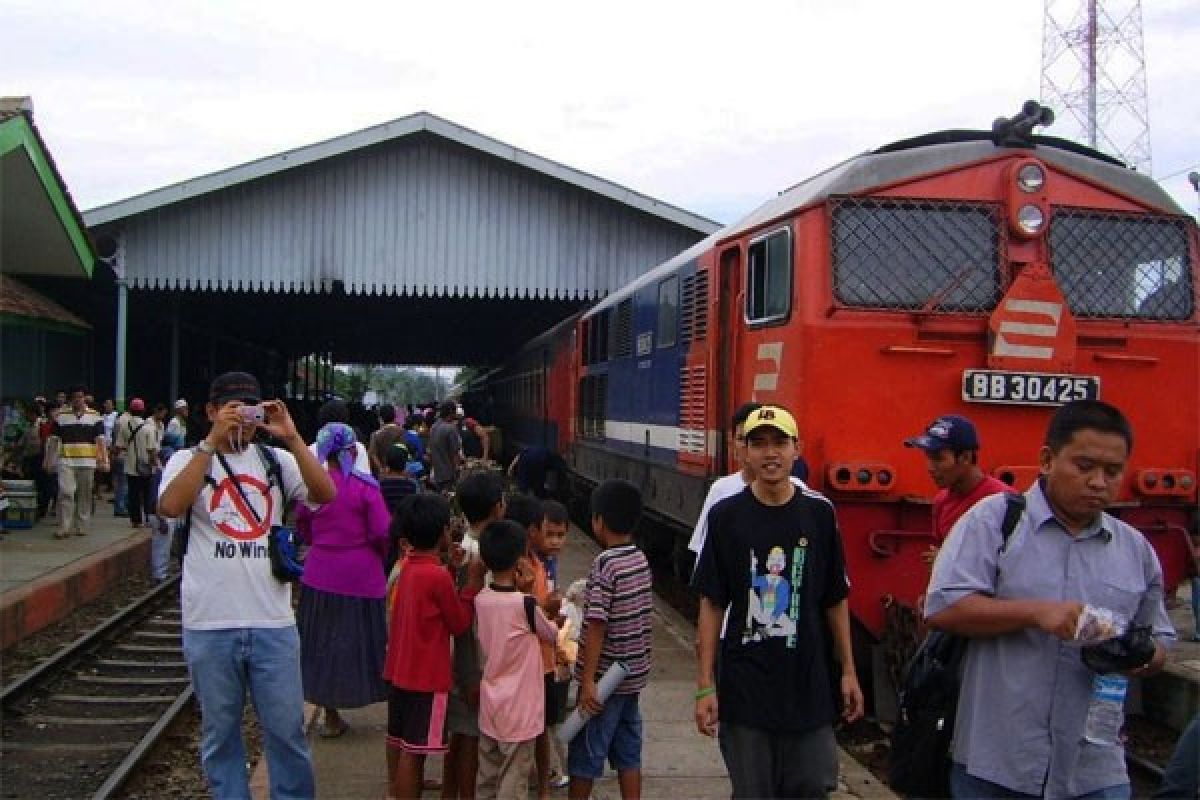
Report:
566,692,642,780
113,467,128,514
951,762,1129,800
182,626,314,799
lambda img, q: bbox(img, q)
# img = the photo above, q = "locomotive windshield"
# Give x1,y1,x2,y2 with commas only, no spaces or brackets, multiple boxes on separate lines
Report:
1049,209,1194,321
831,197,1002,312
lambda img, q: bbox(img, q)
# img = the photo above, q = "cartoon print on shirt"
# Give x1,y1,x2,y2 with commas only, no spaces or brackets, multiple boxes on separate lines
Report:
742,545,799,643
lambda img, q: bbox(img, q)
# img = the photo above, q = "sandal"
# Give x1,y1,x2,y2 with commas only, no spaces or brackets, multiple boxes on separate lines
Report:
421,779,442,791
318,720,348,738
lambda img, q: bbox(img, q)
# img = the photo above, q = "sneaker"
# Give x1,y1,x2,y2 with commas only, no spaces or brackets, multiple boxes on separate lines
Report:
550,775,570,789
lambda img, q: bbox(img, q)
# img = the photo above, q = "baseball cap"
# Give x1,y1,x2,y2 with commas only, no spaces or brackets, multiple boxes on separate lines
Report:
174,399,188,410
742,405,799,440
208,371,262,406
904,414,980,452
129,397,146,413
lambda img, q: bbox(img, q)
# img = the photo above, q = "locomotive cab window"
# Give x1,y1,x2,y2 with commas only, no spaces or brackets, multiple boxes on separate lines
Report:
657,276,679,348
746,228,792,324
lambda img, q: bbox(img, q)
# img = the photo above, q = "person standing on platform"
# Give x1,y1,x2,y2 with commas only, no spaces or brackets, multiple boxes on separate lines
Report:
441,469,507,800
568,480,653,800
383,493,485,800
474,519,560,800
49,386,108,538
693,405,863,800
904,414,1013,544
926,400,1174,799
369,404,405,478
162,399,189,463
688,402,812,580
120,398,160,531
429,402,464,492
295,422,391,738
158,371,336,799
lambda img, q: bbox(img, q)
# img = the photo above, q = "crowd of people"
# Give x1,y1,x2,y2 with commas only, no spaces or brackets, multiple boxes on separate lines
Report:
4,373,1198,800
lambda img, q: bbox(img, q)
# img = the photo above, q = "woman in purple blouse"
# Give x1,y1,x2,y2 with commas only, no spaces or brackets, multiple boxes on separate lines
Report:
295,422,391,737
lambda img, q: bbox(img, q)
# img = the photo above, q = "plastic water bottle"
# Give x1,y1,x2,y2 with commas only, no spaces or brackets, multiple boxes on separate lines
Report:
1083,674,1128,746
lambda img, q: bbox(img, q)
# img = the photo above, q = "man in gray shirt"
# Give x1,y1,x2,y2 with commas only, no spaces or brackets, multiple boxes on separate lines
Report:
428,401,463,491
926,400,1174,799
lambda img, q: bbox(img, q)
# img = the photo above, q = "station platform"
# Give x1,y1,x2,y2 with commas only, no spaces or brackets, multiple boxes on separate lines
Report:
0,500,151,650
266,526,897,800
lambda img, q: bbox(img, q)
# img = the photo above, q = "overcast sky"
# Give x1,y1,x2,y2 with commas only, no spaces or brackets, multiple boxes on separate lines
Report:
6,0,1198,225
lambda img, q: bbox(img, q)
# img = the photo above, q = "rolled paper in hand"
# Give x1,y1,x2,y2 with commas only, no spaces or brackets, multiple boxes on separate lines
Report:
558,661,630,744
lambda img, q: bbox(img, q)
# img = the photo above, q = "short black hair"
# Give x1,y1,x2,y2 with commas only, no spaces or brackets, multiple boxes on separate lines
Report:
479,519,528,573
379,404,396,424
69,384,87,396
1045,400,1133,455
457,471,506,524
590,479,642,534
730,402,763,432
439,401,458,419
505,493,544,531
385,443,411,471
403,416,418,430
318,399,350,426
396,493,451,550
542,499,569,526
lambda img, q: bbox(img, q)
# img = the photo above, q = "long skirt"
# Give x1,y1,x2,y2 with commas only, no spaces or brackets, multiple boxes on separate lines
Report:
297,585,388,709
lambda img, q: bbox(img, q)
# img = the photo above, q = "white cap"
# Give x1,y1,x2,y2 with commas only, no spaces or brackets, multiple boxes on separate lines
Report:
174,399,189,409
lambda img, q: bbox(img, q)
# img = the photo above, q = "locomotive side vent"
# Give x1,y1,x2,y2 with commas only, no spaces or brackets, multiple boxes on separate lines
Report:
830,197,1004,312
1049,208,1194,321
680,269,710,343
613,299,634,358
678,365,707,454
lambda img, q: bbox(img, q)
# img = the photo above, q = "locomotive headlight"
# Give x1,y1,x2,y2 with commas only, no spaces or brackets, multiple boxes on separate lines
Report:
1017,163,1045,193
1016,204,1045,234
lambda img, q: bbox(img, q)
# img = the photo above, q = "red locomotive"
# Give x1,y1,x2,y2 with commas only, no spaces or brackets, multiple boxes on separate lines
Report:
480,102,1197,658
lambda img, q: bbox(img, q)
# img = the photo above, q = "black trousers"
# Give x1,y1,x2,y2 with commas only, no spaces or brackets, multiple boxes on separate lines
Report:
126,474,156,526
22,456,53,517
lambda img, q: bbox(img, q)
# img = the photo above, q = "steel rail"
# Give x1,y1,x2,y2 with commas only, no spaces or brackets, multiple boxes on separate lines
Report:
0,576,181,705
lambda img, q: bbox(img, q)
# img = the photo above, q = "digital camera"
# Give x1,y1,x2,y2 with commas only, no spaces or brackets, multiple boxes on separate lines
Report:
238,404,266,425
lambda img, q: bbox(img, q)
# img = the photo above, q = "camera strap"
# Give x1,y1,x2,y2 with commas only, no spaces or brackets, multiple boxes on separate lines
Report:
214,450,267,527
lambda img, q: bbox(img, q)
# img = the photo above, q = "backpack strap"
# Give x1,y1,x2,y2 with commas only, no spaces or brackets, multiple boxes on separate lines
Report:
254,443,290,523
174,454,219,560
523,594,539,635
998,492,1026,554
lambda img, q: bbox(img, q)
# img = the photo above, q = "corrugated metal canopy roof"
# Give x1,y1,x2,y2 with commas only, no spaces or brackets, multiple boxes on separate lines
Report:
85,113,717,299
85,111,718,233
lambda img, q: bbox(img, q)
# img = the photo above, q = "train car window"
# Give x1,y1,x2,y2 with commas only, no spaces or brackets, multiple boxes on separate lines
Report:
746,228,792,324
831,198,1001,312
657,277,679,348
1050,209,1194,321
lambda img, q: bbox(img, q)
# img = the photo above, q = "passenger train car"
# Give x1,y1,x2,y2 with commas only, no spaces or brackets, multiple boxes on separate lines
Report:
479,103,1198,649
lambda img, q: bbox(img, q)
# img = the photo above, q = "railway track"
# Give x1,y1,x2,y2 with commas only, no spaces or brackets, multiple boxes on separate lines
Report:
0,577,192,800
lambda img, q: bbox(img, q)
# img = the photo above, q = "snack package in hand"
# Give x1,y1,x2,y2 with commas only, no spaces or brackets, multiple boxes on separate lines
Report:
1073,605,1128,645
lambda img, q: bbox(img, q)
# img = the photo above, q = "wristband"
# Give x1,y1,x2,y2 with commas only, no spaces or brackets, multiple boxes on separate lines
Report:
196,441,217,456
695,686,716,700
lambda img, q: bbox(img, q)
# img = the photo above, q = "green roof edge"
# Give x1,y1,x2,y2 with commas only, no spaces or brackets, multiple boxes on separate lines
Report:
0,114,95,277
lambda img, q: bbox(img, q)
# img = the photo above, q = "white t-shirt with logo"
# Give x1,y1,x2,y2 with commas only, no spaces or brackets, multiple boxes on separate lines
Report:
160,445,309,630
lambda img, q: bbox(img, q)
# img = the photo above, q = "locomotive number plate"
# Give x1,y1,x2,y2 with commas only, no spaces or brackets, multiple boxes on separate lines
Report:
962,370,1099,406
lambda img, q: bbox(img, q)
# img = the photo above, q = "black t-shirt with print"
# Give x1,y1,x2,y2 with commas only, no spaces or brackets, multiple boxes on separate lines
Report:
692,485,849,734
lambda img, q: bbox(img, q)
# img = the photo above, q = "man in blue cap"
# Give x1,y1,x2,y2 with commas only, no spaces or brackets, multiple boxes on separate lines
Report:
905,414,1012,543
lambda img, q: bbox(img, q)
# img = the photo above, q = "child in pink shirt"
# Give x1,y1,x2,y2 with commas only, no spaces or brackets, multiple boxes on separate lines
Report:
474,519,559,800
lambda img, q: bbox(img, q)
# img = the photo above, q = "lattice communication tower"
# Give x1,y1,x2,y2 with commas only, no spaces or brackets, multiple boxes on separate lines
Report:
1041,0,1151,172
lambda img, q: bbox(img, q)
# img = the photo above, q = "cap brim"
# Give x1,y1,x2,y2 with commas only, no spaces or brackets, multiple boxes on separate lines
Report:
904,436,939,450
211,394,262,406
745,423,798,439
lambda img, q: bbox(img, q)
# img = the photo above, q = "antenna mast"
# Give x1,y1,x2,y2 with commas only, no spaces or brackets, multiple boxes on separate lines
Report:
1041,0,1151,171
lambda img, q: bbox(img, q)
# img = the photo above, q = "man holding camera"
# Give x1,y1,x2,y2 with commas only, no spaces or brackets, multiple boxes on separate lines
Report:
158,371,336,799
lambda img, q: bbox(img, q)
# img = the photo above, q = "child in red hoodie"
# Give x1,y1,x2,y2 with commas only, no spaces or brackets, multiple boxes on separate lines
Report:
384,493,485,799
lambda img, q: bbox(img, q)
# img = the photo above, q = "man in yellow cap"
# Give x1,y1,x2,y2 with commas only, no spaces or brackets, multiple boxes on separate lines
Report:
692,405,863,799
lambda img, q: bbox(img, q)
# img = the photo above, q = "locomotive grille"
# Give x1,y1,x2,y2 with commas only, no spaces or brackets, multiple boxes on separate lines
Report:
680,269,709,343
613,299,634,358
678,365,707,454
830,197,1003,312
1049,208,1194,321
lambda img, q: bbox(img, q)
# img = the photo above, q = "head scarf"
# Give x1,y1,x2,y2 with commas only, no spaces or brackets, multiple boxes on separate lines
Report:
316,422,377,487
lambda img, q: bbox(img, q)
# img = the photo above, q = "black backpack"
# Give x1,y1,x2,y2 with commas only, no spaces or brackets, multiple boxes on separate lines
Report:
887,492,1025,798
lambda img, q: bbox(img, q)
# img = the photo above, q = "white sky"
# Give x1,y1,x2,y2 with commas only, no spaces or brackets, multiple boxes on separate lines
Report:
6,0,1198,224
